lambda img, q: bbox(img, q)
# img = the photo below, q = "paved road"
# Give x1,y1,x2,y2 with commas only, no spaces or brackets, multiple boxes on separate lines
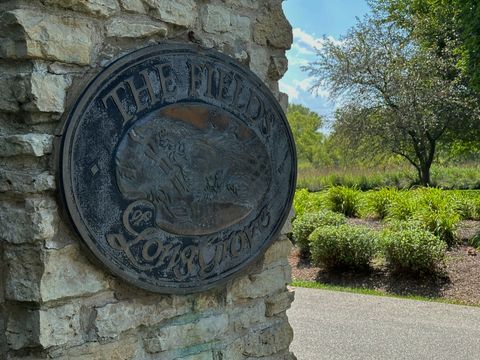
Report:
287,287,480,360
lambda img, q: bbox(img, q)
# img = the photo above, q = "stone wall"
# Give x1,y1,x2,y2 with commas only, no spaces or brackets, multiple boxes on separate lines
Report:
0,0,295,359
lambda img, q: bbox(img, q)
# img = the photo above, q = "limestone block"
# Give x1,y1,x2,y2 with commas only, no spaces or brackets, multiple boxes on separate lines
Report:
145,0,197,27
193,290,225,312
25,72,71,113
231,15,251,42
55,336,142,360
0,200,29,244
0,170,55,194
280,207,294,235
0,197,57,243
278,91,289,113
228,299,266,332
40,245,109,302
24,112,61,125
119,0,146,13
222,0,258,9
227,265,291,302
6,307,39,350
38,304,83,348
182,351,215,360
143,313,228,353
248,45,269,81
265,289,294,317
0,134,53,157
95,296,191,339
203,5,251,42
203,4,231,33
269,55,289,81
253,3,293,49
0,10,97,65
243,319,293,357
0,74,26,113
217,337,245,360
42,0,120,17
263,238,293,267
26,197,58,242
106,18,168,38
4,245,43,302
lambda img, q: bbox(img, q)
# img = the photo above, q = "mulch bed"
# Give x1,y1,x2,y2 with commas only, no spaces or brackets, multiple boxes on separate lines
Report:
289,220,480,306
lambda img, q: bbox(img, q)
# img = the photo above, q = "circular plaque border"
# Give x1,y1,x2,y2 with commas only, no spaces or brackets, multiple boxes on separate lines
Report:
57,42,297,294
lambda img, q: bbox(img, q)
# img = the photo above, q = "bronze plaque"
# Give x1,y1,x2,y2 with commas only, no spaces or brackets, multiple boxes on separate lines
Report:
58,43,296,294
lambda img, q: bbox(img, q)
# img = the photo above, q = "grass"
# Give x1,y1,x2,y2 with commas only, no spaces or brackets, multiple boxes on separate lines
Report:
294,188,480,222
290,280,476,307
297,163,480,191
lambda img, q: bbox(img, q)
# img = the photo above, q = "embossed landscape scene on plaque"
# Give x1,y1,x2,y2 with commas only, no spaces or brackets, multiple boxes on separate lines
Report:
59,43,296,294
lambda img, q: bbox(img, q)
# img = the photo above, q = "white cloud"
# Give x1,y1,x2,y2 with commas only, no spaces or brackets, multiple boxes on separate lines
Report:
292,28,343,52
281,77,330,100
291,42,315,55
293,28,324,50
287,57,309,67
293,77,315,92
279,80,299,100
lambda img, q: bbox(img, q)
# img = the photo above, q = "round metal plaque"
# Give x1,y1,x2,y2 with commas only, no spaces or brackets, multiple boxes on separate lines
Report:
59,43,296,294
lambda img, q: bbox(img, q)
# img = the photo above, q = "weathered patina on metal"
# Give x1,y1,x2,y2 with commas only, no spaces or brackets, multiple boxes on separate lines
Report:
58,43,297,294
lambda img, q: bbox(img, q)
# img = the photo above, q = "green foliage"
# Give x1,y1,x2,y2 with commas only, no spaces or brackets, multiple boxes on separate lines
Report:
297,163,480,192
292,210,347,257
469,232,480,250
326,186,360,217
410,188,460,246
452,191,480,220
364,188,398,219
294,188,476,244
374,0,480,93
305,5,479,186
293,188,328,217
385,193,417,221
287,104,328,167
414,209,459,247
381,224,446,274
381,188,460,244
309,224,378,269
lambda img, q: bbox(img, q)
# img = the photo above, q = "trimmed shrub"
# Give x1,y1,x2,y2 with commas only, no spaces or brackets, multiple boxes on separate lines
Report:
309,224,378,269
292,210,346,257
326,186,360,217
383,219,425,232
381,225,446,274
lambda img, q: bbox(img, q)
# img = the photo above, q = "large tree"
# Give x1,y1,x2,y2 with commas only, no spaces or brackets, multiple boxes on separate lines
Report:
286,104,327,167
305,16,477,186
372,0,480,92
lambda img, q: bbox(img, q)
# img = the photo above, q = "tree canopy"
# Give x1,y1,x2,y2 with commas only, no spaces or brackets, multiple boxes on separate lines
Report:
304,11,478,186
286,104,328,167
372,0,480,92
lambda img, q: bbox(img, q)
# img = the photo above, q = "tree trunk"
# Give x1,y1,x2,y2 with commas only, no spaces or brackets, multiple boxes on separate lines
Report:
419,163,431,186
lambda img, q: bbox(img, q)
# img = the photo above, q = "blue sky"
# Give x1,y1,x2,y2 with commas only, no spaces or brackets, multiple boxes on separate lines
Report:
281,0,370,123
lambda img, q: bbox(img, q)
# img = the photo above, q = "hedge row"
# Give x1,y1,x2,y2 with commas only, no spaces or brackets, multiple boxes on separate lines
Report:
292,213,447,274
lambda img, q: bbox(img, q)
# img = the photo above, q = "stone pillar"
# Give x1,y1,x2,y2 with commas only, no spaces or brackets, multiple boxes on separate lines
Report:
0,1,295,359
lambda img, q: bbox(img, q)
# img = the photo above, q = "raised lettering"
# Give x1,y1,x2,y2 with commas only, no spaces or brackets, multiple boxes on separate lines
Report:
188,60,203,98
102,83,133,124
125,70,157,113
154,63,177,98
